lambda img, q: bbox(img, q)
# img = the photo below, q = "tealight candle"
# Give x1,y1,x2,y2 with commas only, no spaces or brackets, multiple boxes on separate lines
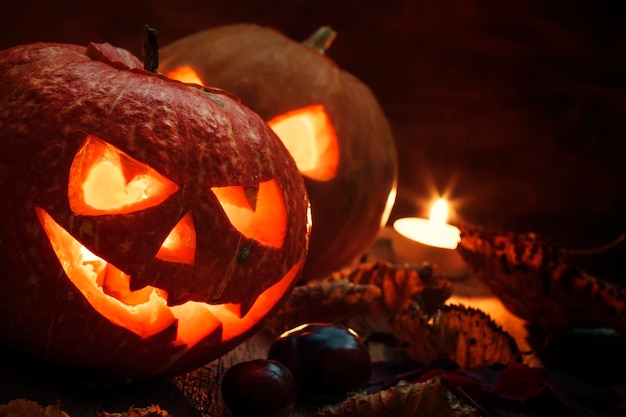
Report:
382,198,470,279
393,198,460,249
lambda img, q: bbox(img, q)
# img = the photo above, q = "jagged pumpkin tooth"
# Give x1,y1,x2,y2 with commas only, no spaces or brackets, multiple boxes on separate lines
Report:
392,304,522,369
328,260,453,335
456,222,626,333
264,278,382,335
317,376,479,417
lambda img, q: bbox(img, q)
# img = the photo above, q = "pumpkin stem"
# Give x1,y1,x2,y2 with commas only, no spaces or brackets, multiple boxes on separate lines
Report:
302,26,337,55
142,24,159,73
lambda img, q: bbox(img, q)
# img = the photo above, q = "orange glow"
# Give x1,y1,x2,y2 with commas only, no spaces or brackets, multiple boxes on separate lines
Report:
446,295,531,354
36,206,299,347
68,135,179,215
37,135,296,348
430,198,449,225
212,179,286,248
215,262,299,341
267,105,339,181
381,186,397,227
36,208,176,339
156,212,196,264
393,198,461,250
170,262,300,346
164,65,205,86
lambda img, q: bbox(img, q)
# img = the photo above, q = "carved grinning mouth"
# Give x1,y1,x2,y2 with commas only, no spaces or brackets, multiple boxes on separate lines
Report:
36,207,298,347
32,134,295,348
37,206,229,346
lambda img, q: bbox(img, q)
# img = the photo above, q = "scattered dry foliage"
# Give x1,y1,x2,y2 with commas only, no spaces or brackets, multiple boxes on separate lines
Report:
0,258,550,417
317,376,478,417
392,303,522,369
0,399,69,417
266,260,454,337
265,278,382,335
456,222,626,333
0,400,169,417
95,405,169,417
331,261,453,335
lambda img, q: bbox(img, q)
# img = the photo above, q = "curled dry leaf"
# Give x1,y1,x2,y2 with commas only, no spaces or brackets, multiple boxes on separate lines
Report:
264,278,381,335
339,261,453,335
456,222,626,333
96,405,169,417
392,304,522,369
0,399,69,417
317,376,478,417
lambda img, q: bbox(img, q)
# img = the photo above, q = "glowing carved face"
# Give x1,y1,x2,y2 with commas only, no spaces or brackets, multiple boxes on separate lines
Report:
35,134,297,348
0,40,311,379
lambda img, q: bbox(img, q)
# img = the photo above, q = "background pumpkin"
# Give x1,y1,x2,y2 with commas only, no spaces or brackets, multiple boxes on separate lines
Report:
159,23,399,282
0,40,310,379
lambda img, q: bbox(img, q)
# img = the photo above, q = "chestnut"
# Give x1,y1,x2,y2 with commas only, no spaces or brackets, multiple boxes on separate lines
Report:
220,359,297,417
267,322,371,402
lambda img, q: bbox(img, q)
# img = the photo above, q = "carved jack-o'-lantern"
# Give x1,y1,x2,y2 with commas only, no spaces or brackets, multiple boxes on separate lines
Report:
0,41,310,378
159,24,398,281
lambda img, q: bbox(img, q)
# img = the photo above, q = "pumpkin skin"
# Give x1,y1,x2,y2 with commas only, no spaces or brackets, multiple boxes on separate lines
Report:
0,41,310,379
159,24,398,281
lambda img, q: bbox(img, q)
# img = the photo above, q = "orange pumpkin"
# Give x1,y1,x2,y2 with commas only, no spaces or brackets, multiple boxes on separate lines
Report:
159,24,398,281
0,41,310,379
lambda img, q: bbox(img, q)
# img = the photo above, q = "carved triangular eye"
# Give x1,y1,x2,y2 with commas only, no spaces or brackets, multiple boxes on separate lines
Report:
68,134,180,215
212,179,286,248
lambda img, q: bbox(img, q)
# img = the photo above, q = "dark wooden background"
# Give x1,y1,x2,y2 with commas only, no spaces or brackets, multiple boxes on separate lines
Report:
2,0,625,282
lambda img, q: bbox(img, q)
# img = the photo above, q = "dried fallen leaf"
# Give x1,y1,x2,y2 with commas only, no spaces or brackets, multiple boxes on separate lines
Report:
317,376,478,417
0,401,168,417
335,261,453,335
96,405,169,417
392,304,522,369
0,399,69,417
264,278,381,335
456,222,626,333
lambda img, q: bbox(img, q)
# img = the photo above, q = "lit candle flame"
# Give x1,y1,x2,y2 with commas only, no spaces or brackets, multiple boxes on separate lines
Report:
430,198,448,226
392,197,460,249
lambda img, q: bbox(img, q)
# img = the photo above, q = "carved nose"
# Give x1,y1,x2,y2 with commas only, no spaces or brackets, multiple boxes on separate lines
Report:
127,211,196,304
154,212,196,265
